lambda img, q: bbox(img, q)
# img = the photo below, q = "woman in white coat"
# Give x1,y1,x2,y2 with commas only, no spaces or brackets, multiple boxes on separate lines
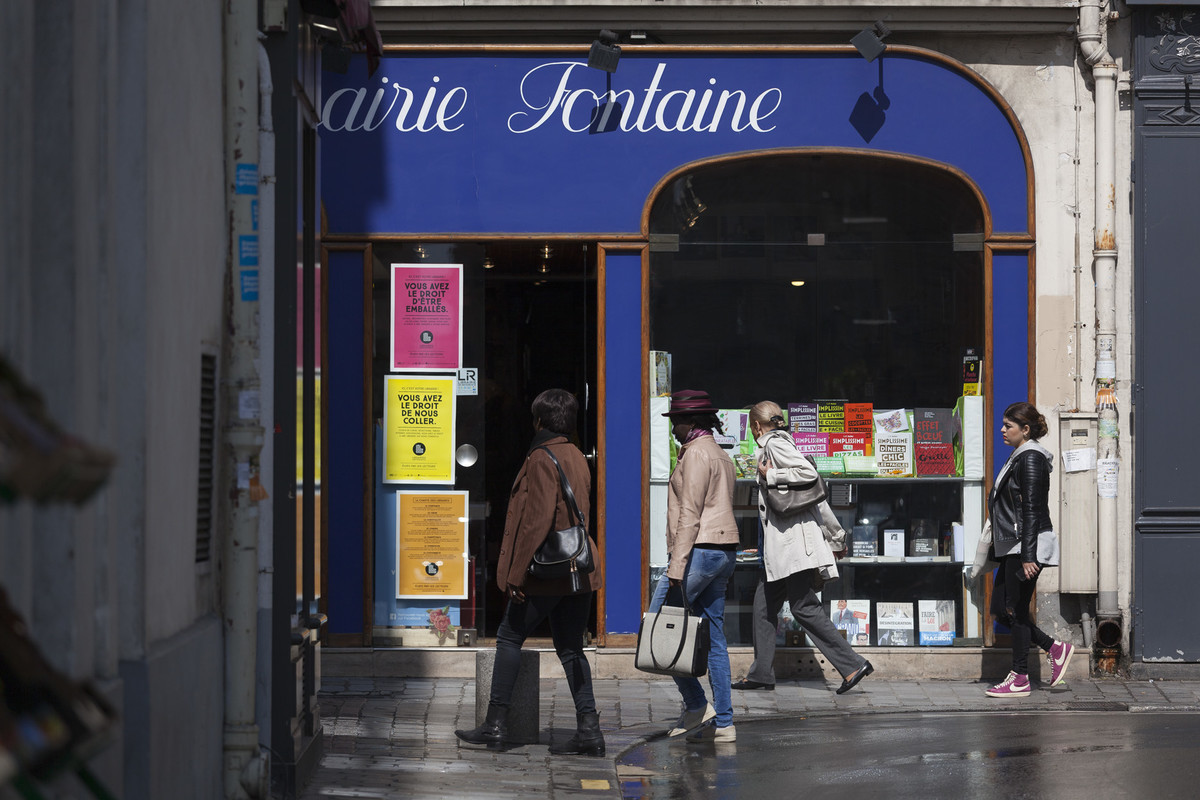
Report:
749,401,873,694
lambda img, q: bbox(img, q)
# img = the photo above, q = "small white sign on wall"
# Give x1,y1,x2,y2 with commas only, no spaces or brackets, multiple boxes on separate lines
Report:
456,367,479,396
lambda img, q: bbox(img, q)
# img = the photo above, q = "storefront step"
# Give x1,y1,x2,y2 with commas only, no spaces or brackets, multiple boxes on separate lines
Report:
321,646,1089,684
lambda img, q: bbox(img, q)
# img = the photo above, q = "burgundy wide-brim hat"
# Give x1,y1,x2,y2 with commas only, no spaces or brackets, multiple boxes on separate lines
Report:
662,389,720,417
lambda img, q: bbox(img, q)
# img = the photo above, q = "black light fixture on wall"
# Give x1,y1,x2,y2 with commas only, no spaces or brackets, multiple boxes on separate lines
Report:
588,30,622,73
851,21,891,62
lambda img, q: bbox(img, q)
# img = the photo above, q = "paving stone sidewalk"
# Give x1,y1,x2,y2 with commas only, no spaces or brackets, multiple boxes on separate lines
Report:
299,675,1200,799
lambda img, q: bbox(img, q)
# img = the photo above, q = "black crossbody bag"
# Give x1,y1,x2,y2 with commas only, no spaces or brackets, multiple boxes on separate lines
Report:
527,447,595,593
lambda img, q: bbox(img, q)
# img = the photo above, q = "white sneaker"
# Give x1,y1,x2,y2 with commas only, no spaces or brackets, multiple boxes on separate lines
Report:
686,722,736,743
667,703,715,737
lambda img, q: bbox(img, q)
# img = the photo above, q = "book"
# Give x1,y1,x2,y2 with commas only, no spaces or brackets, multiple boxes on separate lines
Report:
776,600,804,646
817,400,846,432
918,599,956,646
873,408,909,434
952,523,965,562
792,431,830,456
882,527,905,559
957,395,985,480
843,402,874,435
812,455,845,475
831,599,872,647
731,452,757,480
843,454,879,477
788,402,818,433
828,432,870,457
908,537,939,557
875,431,914,476
715,409,749,449
850,525,878,558
913,408,959,477
876,602,915,646
650,351,672,397
962,347,982,396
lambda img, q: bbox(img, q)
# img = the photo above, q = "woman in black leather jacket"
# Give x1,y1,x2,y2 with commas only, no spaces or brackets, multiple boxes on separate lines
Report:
984,402,1075,697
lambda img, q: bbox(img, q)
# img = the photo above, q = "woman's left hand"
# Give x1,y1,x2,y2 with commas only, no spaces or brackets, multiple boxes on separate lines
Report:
1022,561,1041,580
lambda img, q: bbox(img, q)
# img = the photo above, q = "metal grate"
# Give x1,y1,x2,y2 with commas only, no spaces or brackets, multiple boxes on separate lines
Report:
196,353,217,563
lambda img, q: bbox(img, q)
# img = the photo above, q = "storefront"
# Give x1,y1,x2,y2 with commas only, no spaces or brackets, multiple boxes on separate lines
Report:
317,45,1035,652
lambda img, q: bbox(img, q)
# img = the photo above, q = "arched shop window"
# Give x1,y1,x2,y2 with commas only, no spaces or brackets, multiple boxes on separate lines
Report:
648,152,985,408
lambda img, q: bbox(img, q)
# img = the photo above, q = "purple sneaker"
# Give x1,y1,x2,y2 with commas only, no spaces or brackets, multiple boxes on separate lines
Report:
1048,640,1076,687
986,671,1031,697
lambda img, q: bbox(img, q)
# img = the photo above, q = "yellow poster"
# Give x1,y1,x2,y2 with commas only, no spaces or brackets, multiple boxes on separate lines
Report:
396,491,468,599
383,375,456,484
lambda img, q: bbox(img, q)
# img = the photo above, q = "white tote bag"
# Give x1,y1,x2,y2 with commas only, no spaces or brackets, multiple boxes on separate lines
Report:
635,603,710,678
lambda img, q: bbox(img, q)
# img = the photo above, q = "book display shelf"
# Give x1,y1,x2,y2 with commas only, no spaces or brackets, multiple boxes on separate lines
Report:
726,477,972,648
649,392,988,650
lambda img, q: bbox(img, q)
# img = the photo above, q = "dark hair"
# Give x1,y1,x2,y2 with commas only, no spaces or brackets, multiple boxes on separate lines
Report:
531,389,578,435
675,412,725,435
1003,401,1048,440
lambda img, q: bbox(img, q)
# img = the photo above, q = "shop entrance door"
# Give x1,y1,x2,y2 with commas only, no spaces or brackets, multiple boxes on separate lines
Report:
367,240,598,643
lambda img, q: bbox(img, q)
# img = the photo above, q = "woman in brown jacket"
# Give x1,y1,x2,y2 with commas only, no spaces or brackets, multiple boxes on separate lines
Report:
455,389,604,755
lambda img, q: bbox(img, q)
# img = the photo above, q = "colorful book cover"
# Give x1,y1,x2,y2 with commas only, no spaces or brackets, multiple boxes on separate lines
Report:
812,455,845,475
731,452,757,479
918,599,955,645
850,525,878,558
817,400,846,432
788,402,819,433
714,409,748,449
831,599,872,647
844,402,874,434
843,454,879,477
913,407,958,477
875,431,914,476
829,432,870,456
792,431,830,456
877,602,915,646
962,347,982,396
873,408,909,433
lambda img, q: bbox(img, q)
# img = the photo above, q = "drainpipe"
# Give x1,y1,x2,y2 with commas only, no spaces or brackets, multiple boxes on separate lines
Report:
1077,1,1122,643
254,33,277,760
224,0,267,796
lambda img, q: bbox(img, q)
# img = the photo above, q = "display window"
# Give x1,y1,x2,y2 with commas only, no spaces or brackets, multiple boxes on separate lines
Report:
647,151,988,647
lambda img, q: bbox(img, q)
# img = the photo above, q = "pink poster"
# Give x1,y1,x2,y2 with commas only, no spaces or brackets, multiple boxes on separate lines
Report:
390,264,463,372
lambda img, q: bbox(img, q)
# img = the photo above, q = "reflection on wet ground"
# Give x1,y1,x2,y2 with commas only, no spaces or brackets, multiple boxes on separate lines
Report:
617,712,1200,800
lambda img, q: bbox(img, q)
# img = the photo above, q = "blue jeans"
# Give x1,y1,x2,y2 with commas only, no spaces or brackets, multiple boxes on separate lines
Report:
649,547,737,728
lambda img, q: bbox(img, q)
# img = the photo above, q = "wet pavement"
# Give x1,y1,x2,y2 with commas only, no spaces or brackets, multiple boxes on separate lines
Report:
618,712,1200,800
301,675,1200,799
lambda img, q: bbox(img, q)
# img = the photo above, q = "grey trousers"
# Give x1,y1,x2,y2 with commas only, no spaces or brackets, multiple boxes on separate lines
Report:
745,567,867,684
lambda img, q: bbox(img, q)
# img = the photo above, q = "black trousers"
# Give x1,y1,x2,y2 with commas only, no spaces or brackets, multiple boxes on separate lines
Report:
491,591,596,715
991,554,1055,674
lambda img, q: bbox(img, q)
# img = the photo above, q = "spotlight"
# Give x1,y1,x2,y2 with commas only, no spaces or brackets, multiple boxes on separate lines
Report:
539,243,553,260
588,30,621,73
851,21,891,62
482,256,495,269
413,244,426,259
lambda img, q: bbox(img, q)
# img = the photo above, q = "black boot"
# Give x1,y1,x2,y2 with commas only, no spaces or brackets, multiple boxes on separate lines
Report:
455,703,507,748
549,712,605,757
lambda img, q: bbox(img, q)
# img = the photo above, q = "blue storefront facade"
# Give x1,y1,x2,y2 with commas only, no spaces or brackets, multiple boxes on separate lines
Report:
317,45,1034,650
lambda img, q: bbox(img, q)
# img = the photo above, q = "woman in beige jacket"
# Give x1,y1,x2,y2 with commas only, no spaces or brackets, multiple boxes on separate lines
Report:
749,401,873,695
648,390,740,743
